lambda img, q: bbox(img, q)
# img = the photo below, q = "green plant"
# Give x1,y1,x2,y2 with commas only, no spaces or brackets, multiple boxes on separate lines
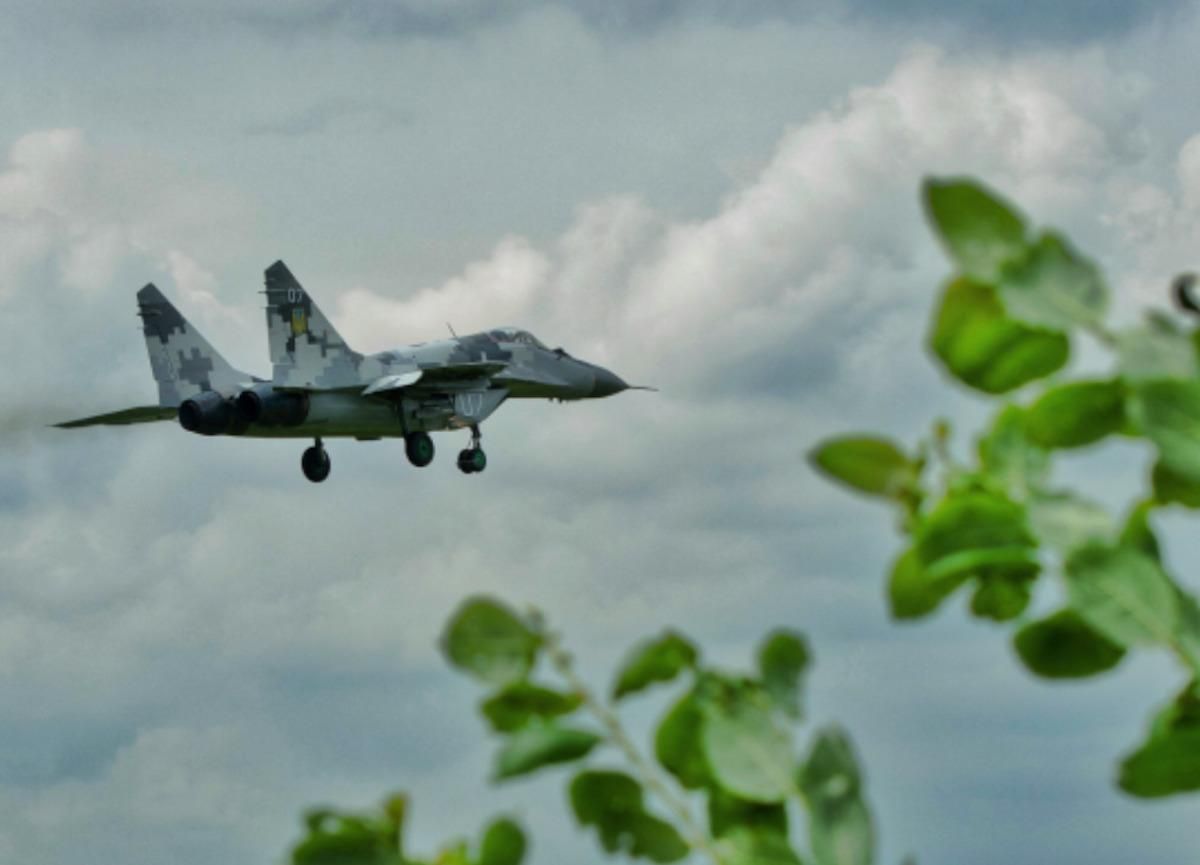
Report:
811,177,1200,799
443,596,882,865
289,793,525,865
288,597,887,865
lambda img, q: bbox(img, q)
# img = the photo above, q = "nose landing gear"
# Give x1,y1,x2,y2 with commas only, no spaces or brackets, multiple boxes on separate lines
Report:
457,425,487,474
302,438,331,483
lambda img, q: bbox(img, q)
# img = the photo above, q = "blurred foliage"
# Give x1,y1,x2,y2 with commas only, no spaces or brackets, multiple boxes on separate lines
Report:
289,598,890,865
811,176,1200,800
440,597,885,865
290,794,526,865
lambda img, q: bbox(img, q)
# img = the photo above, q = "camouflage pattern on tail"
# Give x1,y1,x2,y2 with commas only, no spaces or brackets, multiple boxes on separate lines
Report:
264,261,364,389
138,284,251,406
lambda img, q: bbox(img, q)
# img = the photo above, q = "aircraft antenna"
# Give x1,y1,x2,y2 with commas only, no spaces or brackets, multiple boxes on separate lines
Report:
446,322,460,341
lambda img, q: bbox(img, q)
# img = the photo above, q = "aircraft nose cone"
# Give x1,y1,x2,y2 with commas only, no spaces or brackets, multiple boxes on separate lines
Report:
591,367,628,398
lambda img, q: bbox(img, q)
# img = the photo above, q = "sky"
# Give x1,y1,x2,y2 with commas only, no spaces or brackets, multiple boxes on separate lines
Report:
3,2,1200,864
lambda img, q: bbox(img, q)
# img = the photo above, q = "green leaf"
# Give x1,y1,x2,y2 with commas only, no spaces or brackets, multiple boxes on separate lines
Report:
1064,543,1180,648
1119,685,1200,797
757,630,810,718
977,405,1049,498
808,436,918,500
798,727,874,865
1130,378,1200,485
916,491,1039,585
441,598,541,687
655,690,710,790
713,828,804,865
569,771,689,863
1176,594,1200,674
929,278,1069,395
1025,379,1126,449
481,683,582,733
1151,459,1200,508
1116,311,1199,382
798,727,862,802
887,547,963,620
922,177,1028,281
997,231,1108,331
707,787,789,840
493,722,601,781
612,631,698,701
1013,609,1126,679
292,813,399,865
478,818,526,865
1118,728,1200,797
702,689,795,803
969,574,1033,622
434,841,472,865
1027,492,1114,555
1119,501,1161,562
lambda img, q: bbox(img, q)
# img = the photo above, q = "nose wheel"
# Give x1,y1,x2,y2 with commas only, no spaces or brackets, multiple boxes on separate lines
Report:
302,439,331,483
457,425,487,474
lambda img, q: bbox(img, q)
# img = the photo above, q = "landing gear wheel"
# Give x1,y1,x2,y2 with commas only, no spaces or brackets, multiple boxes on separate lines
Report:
457,448,487,474
405,432,435,467
301,441,331,483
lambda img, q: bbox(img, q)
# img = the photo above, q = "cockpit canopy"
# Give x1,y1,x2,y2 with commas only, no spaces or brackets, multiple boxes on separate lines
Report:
490,327,548,349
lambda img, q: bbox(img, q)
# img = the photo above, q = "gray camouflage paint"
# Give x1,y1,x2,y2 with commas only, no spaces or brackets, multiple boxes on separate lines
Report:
60,262,633,439
137,284,254,406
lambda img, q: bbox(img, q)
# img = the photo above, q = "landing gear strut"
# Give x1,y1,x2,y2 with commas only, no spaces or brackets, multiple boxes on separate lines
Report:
457,425,487,475
405,431,435,467
302,438,331,483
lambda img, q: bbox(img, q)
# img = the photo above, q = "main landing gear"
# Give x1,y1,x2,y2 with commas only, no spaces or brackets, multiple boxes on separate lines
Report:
405,431,435,467
457,425,487,475
298,429,486,481
302,438,331,483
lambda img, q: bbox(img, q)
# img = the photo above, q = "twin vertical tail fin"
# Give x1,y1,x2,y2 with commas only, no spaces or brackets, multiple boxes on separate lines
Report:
137,284,250,406
263,260,363,389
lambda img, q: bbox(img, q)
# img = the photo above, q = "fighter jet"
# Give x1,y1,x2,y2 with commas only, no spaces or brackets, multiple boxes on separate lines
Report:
56,261,645,482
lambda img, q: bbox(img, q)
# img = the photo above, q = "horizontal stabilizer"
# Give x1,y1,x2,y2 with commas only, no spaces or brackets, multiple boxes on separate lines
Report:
55,406,177,429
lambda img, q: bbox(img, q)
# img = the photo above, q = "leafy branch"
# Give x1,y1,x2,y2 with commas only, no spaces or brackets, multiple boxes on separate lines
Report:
812,177,1200,800
289,793,526,865
434,596,886,865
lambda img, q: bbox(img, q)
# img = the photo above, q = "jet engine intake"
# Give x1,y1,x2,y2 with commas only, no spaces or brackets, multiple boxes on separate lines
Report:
179,390,240,435
236,385,310,427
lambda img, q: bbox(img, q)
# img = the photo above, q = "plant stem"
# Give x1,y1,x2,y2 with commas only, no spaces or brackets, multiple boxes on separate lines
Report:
541,628,724,865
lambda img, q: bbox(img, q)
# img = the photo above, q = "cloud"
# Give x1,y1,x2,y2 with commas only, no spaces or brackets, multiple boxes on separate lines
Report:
10,0,1182,43
332,47,1146,412
0,130,259,432
842,0,1187,43
243,99,414,138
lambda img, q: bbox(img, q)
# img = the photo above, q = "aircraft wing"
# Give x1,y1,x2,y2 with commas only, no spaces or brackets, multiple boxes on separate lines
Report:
361,361,507,397
362,370,423,396
419,361,508,381
55,405,177,428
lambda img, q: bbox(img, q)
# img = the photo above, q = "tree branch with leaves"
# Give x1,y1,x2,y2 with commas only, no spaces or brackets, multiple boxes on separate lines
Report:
812,177,1200,800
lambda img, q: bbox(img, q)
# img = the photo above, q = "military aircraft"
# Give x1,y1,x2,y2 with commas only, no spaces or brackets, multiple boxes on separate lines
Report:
56,261,645,482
